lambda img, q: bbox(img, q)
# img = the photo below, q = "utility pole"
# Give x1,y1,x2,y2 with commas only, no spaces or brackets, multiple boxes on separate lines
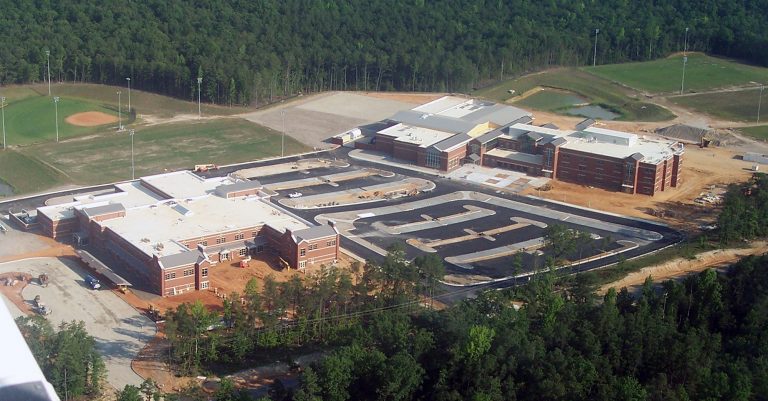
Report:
680,56,688,95
126,77,131,113
1,97,6,150
593,28,600,67
45,50,51,96
117,91,123,131
197,77,203,119
684,27,689,55
758,85,765,124
281,109,285,157
130,129,135,180
53,96,60,143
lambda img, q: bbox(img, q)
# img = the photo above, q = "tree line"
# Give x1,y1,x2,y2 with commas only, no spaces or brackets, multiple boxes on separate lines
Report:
1,0,767,106
717,172,768,245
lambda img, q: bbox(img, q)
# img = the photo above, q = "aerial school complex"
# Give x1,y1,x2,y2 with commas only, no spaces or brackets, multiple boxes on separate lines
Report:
335,96,685,196
35,171,340,297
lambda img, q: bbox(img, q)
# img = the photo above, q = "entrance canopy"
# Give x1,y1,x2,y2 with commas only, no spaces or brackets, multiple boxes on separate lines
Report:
76,249,132,287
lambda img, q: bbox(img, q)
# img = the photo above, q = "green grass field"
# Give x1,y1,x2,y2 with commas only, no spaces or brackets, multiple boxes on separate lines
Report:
1,95,120,146
586,53,768,94
474,69,674,121
0,151,67,194
515,89,587,111
738,125,768,141
19,118,310,185
670,88,764,122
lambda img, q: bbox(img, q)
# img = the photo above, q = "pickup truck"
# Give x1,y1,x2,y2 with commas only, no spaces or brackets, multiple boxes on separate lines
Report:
85,275,101,290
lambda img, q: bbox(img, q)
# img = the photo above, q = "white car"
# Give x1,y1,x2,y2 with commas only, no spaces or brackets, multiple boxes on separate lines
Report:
288,192,303,198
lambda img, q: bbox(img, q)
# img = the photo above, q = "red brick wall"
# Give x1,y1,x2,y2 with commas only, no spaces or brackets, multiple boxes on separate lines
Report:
555,149,627,192
392,141,420,163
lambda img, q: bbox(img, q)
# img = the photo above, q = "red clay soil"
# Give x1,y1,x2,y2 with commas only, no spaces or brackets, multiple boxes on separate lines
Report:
65,111,118,127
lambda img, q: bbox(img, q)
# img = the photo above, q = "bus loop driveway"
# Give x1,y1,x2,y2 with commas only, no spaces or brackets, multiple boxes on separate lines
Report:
0,257,155,391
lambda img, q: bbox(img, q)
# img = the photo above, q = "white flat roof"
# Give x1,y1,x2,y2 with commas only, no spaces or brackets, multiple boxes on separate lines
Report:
141,170,231,199
511,123,573,139
38,181,165,221
561,136,681,164
100,195,308,258
582,126,638,146
378,123,454,148
412,96,469,114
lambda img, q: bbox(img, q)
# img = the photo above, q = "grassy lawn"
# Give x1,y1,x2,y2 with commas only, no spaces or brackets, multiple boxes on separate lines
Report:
21,118,311,186
0,86,39,102
2,95,120,146
738,125,768,141
515,89,587,111
586,53,768,94
29,83,248,118
0,150,68,194
474,69,674,121
670,88,764,122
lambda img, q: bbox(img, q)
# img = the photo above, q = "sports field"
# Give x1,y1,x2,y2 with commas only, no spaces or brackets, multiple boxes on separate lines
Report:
0,151,66,194
474,69,674,121
13,118,309,186
514,89,586,111
670,88,764,122
586,53,768,94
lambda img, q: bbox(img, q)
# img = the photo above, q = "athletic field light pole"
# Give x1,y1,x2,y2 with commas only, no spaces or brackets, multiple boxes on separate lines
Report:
117,90,123,131
758,85,765,124
593,28,599,67
684,27,689,55
680,56,688,95
281,109,285,157
45,50,51,96
1,97,6,150
130,129,135,180
53,97,60,143
197,77,203,119
126,77,131,113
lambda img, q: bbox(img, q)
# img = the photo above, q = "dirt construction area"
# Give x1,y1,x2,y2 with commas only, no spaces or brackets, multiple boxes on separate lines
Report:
65,111,118,127
0,257,155,392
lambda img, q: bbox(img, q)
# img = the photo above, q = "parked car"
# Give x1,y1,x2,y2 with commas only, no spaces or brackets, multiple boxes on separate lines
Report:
288,192,303,198
85,275,101,290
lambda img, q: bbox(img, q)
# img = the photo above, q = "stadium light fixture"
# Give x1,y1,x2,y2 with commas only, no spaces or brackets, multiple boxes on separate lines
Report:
53,97,60,143
45,50,51,96
684,27,689,55
593,28,599,67
758,85,765,124
680,56,688,95
130,129,136,180
117,91,123,131
1,97,6,150
126,77,131,114
197,77,203,119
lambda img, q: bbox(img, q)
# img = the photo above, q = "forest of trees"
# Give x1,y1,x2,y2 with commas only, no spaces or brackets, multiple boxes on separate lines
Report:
1,0,767,106
717,173,768,245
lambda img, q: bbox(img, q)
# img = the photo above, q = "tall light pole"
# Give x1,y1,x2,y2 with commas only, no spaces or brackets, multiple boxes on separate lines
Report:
684,27,689,55
117,91,123,131
281,109,286,157
130,129,135,180
1,97,6,150
126,77,131,114
593,28,600,67
53,97,60,143
45,50,51,96
758,85,765,124
680,56,688,95
197,77,202,119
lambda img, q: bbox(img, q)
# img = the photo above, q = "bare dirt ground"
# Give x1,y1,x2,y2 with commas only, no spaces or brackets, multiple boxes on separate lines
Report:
65,111,118,127
598,241,768,295
359,91,446,105
139,114,229,127
522,145,754,231
232,158,350,180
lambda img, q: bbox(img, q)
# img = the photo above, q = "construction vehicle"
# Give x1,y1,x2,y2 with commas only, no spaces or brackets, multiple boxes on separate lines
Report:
239,256,252,268
33,295,51,315
278,257,290,270
194,164,218,172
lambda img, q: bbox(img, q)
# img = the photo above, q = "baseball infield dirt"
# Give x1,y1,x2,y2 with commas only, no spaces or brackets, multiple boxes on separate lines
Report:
65,111,118,127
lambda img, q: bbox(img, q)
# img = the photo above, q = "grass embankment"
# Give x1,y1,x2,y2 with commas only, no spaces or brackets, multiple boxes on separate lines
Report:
21,118,310,185
586,53,768,94
0,151,67,194
474,69,674,122
738,125,768,141
671,88,765,122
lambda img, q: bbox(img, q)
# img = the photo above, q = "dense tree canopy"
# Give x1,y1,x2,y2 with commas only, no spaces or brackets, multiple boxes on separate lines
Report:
1,0,767,105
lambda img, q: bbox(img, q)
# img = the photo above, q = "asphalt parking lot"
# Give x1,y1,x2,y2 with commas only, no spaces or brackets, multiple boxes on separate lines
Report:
0,257,154,391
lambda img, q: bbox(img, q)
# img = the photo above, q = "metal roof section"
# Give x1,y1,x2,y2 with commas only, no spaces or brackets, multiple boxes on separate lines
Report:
389,110,478,134
157,250,203,269
575,118,596,130
141,170,233,199
629,152,645,161
549,137,568,147
293,224,339,243
214,179,263,197
80,203,125,218
412,96,472,114
582,126,638,146
486,148,543,165
464,104,532,126
474,128,507,144
540,123,559,129
432,133,473,152
76,249,132,286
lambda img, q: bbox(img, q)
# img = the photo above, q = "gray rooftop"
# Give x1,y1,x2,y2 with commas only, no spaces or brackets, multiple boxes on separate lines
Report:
80,203,125,218
294,224,338,243
432,133,472,151
215,180,263,196
462,104,532,126
389,110,477,134
158,250,204,269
